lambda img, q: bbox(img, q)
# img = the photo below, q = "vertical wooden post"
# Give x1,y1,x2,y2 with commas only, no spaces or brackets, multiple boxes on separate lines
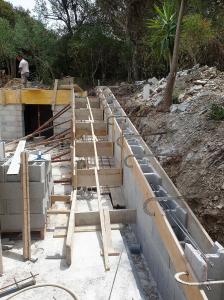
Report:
21,151,31,260
0,234,3,275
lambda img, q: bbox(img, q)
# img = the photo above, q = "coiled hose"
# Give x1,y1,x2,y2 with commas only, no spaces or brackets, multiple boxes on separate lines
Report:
5,283,79,300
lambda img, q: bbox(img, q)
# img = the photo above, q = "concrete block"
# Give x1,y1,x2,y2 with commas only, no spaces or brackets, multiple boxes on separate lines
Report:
6,193,49,214
176,206,188,227
185,243,207,281
29,162,46,182
0,182,46,200
155,187,168,198
130,145,144,159
140,164,154,173
1,213,46,231
144,173,162,186
0,142,5,159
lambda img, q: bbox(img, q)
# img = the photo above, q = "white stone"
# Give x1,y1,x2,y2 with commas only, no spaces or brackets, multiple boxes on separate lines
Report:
143,84,150,100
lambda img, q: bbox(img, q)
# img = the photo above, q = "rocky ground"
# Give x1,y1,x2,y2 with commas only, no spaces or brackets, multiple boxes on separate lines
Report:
111,65,224,245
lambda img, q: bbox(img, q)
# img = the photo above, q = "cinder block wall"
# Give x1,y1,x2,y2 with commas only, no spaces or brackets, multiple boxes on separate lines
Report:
0,105,24,140
52,105,71,136
0,159,53,232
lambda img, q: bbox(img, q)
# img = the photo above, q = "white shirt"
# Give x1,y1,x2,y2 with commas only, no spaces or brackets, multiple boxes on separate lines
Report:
19,59,29,74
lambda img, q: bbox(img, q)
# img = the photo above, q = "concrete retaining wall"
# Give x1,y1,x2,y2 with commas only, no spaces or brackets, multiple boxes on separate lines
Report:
100,86,224,300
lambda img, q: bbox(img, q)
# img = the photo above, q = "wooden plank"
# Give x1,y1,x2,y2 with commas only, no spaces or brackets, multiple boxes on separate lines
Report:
75,168,122,187
75,209,136,226
0,234,3,275
75,224,124,232
51,79,58,109
53,224,125,238
76,141,113,157
47,209,70,214
0,89,70,105
21,151,31,260
75,121,107,137
66,190,77,265
110,187,126,208
50,195,71,203
103,209,112,249
94,168,110,270
75,108,104,121
7,141,26,175
0,89,6,106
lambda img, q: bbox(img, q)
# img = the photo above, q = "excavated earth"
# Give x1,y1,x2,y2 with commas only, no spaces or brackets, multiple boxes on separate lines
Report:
111,65,224,245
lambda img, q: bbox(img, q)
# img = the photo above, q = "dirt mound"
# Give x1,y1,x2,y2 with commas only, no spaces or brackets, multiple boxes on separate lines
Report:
112,65,224,245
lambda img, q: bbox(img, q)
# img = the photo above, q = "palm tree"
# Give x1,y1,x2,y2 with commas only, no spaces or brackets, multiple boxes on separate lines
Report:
147,1,177,70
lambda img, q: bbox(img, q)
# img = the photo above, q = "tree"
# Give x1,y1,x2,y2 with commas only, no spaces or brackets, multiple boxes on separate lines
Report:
147,1,177,69
180,14,214,64
35,0,96,35
96,0,154,80
160,0,185,112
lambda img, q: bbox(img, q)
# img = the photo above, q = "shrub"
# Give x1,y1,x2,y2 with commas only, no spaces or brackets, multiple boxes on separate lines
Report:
210,104,224,120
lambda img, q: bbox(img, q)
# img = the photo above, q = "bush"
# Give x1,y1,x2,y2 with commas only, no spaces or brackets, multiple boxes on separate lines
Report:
210,104,224,120
180,14,214,64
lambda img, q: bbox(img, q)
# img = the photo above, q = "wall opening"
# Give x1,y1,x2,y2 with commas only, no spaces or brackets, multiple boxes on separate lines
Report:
24,105,53,138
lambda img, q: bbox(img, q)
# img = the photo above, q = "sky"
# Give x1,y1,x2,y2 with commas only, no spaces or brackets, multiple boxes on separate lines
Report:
7,0,36,12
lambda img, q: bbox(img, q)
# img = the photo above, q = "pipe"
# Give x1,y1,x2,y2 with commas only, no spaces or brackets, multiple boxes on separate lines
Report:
175,272,224,286
5,283,78,299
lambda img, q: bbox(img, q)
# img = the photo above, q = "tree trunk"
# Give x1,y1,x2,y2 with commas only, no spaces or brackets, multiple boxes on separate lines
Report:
160,0,185,112
132,42,139,81
10,59,16,78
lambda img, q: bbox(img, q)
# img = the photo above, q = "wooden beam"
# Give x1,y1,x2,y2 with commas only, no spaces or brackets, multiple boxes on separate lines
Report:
75,209,136,226
75,168,122,187
75,108,104,121
66,190,77,265
47,209,70,214
0,234,3,275
76,141,113,157
0,89,73,105
52,79,58,109
7,141,26,175
75,121,107,137
0,89,6,106
50,195,71,203
94,168,110,270
21,151,31,260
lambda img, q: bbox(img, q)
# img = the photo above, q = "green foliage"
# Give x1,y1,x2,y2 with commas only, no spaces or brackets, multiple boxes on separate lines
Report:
0,17,15,59
180,14,214,64
0,0,15,25
147,1,177,68
210,104,224,121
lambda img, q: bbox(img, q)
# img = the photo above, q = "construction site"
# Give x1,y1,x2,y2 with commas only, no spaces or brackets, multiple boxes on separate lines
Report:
0,0,224,299
0,73,223,300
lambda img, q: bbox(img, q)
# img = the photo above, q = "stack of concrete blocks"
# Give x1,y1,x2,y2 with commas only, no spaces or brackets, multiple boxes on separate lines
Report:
0,158,53,233
52,105,71,136
0,105,24,140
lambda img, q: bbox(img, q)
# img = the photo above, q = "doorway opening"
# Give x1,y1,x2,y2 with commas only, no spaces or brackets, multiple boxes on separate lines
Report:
24,105,53,138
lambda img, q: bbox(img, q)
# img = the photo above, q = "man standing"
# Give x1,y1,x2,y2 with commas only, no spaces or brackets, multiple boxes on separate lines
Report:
16,55,29,87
